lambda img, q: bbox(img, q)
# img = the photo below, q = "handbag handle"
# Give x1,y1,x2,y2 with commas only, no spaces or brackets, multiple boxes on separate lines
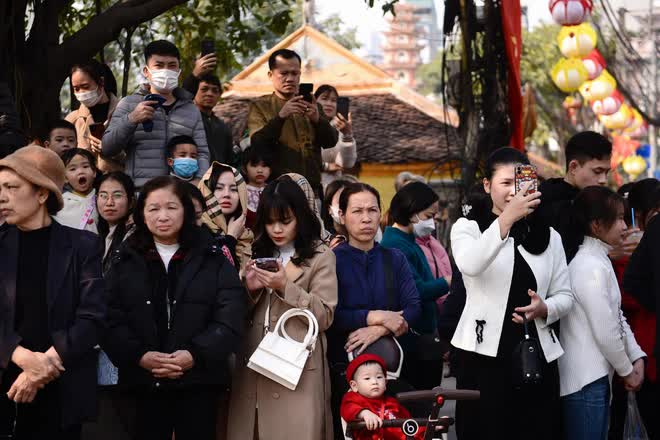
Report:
522,314,530,340
274,308,319,351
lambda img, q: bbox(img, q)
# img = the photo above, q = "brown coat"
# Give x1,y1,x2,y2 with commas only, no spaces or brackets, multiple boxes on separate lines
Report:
227,245,338,440
66,93,124,172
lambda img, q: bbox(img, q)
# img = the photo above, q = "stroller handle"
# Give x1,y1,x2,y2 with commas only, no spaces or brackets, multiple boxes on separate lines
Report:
346,417,453,431
396,387,480,403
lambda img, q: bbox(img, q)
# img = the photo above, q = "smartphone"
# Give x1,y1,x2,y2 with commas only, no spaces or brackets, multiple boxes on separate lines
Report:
255,257,280,272
144,93,166,108
142,94,167,132
514,164,538,195
201,39,215,57
299,83,313,103
89,122,105,139
336,97,350,119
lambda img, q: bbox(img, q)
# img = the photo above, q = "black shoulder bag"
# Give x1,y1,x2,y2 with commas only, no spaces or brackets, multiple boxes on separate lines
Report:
512,315,543,387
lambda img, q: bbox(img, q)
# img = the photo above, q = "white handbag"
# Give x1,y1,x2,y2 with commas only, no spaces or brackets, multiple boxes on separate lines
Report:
247,297,319,391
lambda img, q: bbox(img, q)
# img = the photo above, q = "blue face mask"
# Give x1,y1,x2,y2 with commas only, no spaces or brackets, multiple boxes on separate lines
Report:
172,157,198,178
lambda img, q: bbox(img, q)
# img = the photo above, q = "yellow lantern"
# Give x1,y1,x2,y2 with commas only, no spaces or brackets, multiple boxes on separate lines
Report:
551,58,589,92
623,109,645,135
600,103,633,130
585,70,617,101
622,155,647,180
557,23,598,58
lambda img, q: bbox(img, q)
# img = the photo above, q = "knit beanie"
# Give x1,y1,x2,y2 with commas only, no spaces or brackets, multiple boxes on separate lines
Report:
346,354,387,384
0,146,65,210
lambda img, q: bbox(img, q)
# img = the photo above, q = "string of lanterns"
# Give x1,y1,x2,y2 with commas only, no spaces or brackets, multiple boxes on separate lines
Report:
548,0,649,180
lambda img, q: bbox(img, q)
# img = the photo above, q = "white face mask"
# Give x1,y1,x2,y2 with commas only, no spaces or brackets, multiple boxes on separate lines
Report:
412,215,435,238
75,87,103,108
147,67,180,92
330,205,342,224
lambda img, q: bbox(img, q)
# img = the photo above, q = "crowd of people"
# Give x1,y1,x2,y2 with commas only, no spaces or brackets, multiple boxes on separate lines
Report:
0,39,658,440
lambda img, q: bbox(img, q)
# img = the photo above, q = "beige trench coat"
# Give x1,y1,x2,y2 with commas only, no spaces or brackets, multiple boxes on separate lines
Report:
227,245,338,440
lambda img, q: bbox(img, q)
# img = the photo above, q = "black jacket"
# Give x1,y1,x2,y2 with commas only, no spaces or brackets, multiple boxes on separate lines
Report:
102,228,247,389
0,221,105,427
623,215,660,362
536,177,581,261
182,74,237,167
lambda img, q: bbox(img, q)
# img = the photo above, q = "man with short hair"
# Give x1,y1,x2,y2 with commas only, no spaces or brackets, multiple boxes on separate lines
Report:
536,130,613,261
102,40,210,188
183,55,235,166
247,49,337,198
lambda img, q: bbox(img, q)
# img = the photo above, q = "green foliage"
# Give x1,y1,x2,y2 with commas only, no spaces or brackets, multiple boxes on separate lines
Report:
520,23,567,147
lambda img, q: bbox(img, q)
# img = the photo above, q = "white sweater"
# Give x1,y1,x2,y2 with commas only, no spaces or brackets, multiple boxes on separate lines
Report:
53,189,98,234
321,130,357,187
450,217,574,361
560,236,645,396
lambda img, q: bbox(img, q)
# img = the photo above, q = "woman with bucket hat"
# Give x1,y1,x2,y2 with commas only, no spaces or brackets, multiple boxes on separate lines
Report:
0,146,105,439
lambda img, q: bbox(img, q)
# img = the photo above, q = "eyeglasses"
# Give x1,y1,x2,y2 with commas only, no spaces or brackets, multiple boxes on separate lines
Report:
98,192,127,202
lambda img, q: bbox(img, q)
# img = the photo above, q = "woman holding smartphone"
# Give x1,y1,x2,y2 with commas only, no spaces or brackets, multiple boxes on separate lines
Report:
227,177,338,440
450,147,574,440
66,59,124,172
314,85,357,187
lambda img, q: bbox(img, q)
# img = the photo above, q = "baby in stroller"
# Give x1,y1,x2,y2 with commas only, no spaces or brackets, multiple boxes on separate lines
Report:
340,354,425,440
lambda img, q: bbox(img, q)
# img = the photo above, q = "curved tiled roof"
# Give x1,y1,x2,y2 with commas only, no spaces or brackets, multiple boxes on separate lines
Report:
214,93,462,165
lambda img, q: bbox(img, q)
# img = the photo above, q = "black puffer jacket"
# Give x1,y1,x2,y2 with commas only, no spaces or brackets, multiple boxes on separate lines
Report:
102,228,247,388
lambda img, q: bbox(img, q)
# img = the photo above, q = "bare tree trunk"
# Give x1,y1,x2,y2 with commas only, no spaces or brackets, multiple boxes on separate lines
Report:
96,0,105,63
121,27,136,98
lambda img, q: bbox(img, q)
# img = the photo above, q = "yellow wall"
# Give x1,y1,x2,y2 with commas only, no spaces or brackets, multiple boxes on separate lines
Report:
359,175,397,212
357,161,461,212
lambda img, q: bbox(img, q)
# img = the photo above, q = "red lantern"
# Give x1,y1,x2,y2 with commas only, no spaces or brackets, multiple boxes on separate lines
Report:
582,49,606,80
549,0,593,26
591,90,624,116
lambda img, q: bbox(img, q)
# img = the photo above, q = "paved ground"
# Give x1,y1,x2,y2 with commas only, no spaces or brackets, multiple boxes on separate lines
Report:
437,368,457,440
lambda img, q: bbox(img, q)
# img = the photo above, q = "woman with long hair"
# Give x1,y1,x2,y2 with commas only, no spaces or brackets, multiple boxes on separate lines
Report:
227,177,337,440
561,186,645,440
450,147,574,440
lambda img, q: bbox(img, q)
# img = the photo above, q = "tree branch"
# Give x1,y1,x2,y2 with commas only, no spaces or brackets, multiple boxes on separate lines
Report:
532,87,577,137
55,0,188,69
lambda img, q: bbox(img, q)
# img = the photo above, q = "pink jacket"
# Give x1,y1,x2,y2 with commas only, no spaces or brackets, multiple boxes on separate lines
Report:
415,235,452,280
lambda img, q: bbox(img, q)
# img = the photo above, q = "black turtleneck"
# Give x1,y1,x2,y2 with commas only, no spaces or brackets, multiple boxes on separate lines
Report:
15,225,53,352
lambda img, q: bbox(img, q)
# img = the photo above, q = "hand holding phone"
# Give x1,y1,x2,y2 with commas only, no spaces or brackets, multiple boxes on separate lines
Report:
254,257,280,273
140,94,166,132
298,83,313,103
336,97,350,119
89,122,105,139
514,164,538,196
201,39,215,57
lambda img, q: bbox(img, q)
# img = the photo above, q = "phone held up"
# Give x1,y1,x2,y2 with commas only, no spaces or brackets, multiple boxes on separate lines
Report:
254,257,280,273
201,39,215,57
142,94,167,133
298,83,313,103
514,164,538,196
336,97,350,119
